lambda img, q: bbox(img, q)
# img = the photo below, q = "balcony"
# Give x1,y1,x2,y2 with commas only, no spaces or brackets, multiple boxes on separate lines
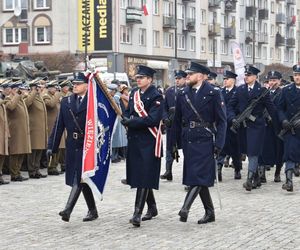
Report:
185,18,195,31
208,24,221,37
246,6,256,18
208,0,221,9
224,0,237,12
126,7,142,24
257,33,268,44
258,9,268,20
182,0,196,2
276,13,286,24
287,0,296,5
286,38,295,48
287,16,296,26
163,16,176,29
275,34,285,46
224,27,236,39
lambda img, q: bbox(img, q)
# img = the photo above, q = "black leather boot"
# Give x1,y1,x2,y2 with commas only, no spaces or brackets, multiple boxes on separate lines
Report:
259,166,266,183
252,171,261,189
130,188,148,227
274,164,282,182
243,171,254,191
82,183,98,222
59,184,82,222
178,186,201,222
198,187,215,224
142,189,158,221
282,169,293,192
294,164,300,177
160,162,173,181
217,164,222,182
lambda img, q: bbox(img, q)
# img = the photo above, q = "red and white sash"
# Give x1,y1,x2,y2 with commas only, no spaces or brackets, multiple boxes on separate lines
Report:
133,90,162,158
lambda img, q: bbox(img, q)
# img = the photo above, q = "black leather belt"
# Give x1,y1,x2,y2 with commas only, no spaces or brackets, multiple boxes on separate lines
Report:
189,121,210,129
73,132,84,139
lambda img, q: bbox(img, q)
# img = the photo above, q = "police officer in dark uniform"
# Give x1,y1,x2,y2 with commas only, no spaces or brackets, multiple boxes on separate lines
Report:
217,70,242,180
47,72,98,222
258,71,284,183
207,71,218,87
160,70,186,181
227,65,276,191
174,62,227,224
278,65,300,192
121,65,163,227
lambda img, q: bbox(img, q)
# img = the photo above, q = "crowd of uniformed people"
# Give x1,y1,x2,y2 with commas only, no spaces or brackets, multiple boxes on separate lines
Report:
1,62,300,227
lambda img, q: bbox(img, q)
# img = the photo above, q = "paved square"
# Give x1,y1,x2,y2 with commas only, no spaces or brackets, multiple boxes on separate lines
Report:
1,155,300,250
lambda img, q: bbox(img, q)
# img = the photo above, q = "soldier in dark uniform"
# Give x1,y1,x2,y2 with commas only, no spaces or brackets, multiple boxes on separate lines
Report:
277,65,300,192
207,72,218,86
258,71,284,183
217,70,242,181
227,65,276,191
121,65,163,227
174,62,227,224
47,72,98,222
160,70,186,181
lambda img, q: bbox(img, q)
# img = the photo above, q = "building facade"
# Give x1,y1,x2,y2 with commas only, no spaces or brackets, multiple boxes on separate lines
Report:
0,0,299,86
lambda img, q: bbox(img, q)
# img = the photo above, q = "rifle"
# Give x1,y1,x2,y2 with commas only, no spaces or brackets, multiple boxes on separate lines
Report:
262,89,281,124
278,108,300,139
230,88,270,133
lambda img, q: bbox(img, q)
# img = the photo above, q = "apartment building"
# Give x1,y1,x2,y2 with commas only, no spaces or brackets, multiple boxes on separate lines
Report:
0,0,77,55
0,0,299,85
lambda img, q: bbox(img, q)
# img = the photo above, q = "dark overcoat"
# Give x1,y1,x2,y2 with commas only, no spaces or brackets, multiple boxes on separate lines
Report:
221,86,240,157
163,86,180,150
259,87,283,166
278,83,300,163
48,94,87,186
174,82,227,187
124,85,163,190
227,82,276,156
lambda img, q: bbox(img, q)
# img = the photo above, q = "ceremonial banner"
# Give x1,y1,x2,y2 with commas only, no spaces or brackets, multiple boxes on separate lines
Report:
82,73,117,199
231,41,245,86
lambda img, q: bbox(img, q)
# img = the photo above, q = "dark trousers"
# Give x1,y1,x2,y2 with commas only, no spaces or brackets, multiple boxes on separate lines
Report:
27,149,43,175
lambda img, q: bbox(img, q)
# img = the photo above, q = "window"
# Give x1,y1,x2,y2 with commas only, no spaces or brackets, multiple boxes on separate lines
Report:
256,46,261,58
153,30,160,47
276,48,281,60
201,38,206,52
120,26,131,44
189,7,196,19
246,44,252,57
177,35,185,50
34,0,50,9
270,24,274,36
163,32,173,48
200,9,206,24
177,4,183,20
290,50,294,62
209,39,217,53
262,46,267,59
3,0,28,11
121,0,132,8
190,36,196,51
240,18,244,31
270,47,274,59
163,1,173,17
271,1,274,13
35,26,50,43
153,0,159,15
139,29,146,46
221,40,228,54
3,27,28,45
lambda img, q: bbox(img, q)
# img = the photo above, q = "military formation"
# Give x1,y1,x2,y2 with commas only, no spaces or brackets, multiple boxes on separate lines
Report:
0,76,72,184
1,62,300,228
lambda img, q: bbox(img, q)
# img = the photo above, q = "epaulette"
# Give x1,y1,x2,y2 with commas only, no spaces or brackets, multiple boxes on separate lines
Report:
178,88,186,95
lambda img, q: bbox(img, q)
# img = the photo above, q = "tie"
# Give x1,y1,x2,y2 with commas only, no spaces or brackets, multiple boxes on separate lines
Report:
191,88,197,101
248,87,252,94
226,89,229,94
77,96,82,109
